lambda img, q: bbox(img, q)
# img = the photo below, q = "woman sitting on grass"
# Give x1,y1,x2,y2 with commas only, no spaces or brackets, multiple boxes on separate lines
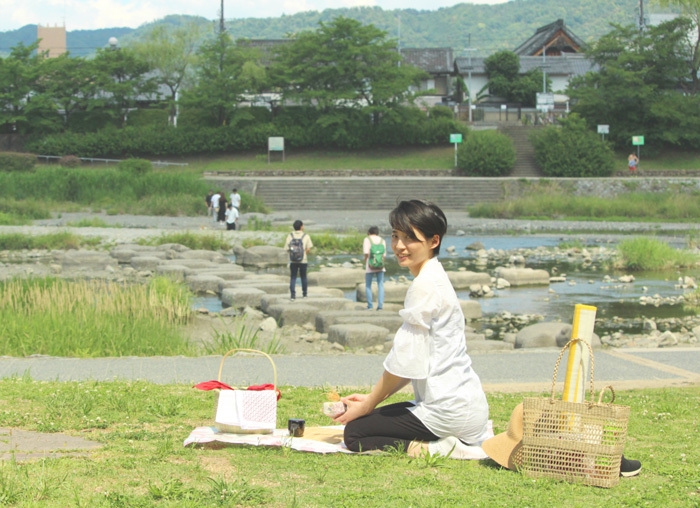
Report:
335,199,490,458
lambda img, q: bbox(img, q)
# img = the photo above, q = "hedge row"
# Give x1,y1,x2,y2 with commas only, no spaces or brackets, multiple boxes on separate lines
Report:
25,107,467,158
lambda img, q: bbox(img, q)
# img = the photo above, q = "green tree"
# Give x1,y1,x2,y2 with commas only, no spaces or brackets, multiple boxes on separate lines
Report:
483,50,548,107
568,19,695,148
271,17,425,120
0,42,50,134
653,0,700,93
181,32,267,127
129,22,202,126
92,46,157,127
35,54,99,130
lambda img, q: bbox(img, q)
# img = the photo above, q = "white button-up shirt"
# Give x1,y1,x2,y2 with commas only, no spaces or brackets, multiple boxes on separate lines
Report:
384,256,490,443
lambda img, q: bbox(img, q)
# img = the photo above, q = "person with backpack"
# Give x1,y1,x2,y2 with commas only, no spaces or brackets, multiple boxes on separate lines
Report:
363,226,386,310
284,220,313,301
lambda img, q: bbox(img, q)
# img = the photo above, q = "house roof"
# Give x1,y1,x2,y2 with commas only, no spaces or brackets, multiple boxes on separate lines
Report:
399,47,454,74
513,19,586,56
454,54,596,77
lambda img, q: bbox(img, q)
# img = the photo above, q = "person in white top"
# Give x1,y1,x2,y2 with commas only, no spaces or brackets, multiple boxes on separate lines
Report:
363,226,386,310
336,199,490,459
229,188,241,209
210,191,221,223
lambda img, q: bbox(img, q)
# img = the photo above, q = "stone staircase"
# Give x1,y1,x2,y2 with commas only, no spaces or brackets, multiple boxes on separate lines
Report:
207,176,505,211
500,125,542,178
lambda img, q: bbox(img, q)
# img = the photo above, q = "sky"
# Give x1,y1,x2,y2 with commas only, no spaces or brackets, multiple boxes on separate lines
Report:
0,0,509,32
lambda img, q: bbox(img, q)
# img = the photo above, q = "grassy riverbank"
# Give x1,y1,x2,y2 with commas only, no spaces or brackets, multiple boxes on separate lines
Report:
0,381,695,507
469,189,700,223
0,277,194,357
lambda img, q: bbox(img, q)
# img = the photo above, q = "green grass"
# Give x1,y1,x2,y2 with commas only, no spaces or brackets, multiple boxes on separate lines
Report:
187,146,457,172
469,190,700,223
65,217,112,228
202,317,286,355
0,232,102,250
0,381,695,507
616,149,700,171
136,231,234,251
275,231,365,255
0,277,194,357
615,237,700,271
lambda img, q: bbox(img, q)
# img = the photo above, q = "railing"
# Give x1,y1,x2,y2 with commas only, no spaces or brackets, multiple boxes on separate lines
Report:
36,155,187,167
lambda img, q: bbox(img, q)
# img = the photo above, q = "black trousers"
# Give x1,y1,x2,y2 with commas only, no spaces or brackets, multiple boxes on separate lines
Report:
343,401,438,452
289,262,308,298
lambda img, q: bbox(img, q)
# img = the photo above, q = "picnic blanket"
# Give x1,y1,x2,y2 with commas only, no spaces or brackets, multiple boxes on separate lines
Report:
184,426,351,454
184,421,493,457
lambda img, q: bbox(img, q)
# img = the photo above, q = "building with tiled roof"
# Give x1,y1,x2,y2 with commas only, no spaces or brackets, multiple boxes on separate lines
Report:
514,19,586,56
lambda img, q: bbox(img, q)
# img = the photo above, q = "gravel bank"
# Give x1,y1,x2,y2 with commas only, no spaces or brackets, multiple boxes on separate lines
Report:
4,210,700,244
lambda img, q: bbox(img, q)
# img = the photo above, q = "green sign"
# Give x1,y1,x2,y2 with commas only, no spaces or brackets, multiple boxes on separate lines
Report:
632,136,645,146
450,133,463,144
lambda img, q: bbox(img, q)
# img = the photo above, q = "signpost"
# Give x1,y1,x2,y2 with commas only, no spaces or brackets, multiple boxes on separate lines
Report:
632,135,644,161
450,133,463,168
597,124,609,141
268,137,285,164
536,92,555,113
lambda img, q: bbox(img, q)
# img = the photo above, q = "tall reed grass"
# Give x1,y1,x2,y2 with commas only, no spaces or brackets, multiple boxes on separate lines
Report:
285,231,364,255
615,237,700,271
0,166,269,217
469,191,700,222
137,232,233,251
0,277,194,357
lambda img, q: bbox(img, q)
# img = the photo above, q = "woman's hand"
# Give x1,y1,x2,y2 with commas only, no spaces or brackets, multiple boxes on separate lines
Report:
334,393,371,425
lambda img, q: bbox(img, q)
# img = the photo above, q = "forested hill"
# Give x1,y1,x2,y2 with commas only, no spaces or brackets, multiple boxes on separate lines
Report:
0,0,674,57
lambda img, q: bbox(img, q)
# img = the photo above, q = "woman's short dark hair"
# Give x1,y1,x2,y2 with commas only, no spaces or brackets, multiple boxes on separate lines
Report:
293,220,303,231
368,226,379,235
389,200,447,256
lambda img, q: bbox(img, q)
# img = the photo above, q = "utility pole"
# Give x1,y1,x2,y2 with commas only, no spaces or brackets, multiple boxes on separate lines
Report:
464,40,477,123
397,14,401,66
638,0,645,32
219,0,225,34
542,44,547,93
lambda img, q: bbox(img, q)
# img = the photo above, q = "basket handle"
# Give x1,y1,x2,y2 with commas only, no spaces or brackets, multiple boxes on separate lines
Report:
217,349,278,390
597,385,616,404
550,338,595,404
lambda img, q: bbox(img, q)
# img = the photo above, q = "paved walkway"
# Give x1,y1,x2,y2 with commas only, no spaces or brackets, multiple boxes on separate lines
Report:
2,347,699,393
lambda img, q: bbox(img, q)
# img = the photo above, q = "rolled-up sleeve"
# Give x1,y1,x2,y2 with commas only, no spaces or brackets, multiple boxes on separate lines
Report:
383,280,440,380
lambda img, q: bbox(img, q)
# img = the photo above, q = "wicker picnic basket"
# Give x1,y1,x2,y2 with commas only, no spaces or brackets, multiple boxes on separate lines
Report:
521,339,630,488
213,348,278,434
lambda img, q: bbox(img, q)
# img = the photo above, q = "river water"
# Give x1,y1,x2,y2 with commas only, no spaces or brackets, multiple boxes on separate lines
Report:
194,234,700,325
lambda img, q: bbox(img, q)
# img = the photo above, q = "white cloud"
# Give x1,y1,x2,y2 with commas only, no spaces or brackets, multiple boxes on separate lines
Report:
0,0,509,32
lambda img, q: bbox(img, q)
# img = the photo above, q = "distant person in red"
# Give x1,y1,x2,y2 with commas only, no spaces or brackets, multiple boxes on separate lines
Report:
628,153,639,173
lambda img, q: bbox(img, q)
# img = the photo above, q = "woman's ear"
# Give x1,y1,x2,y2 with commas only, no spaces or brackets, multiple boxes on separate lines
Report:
429,235,440,251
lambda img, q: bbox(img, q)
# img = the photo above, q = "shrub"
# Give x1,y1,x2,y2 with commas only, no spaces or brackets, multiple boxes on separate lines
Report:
615,237,699,271
118,158,153,175
0,152,36,172
429,105,455,120
531,114,615,177
457,130,515,176
59,155,81,168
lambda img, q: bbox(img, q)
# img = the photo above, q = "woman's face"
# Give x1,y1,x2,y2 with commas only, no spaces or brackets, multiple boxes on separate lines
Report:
391,227,439,277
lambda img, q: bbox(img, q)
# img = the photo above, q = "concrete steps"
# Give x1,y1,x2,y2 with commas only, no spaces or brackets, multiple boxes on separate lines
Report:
501,125,542,178
247,177,504,211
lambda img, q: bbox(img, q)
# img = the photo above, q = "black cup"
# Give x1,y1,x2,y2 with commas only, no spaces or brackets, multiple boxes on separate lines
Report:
288,418,305,437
